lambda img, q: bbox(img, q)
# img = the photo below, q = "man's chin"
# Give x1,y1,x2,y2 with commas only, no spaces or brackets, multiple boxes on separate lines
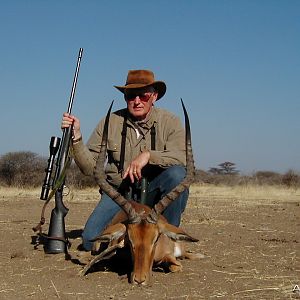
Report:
131,111,146,119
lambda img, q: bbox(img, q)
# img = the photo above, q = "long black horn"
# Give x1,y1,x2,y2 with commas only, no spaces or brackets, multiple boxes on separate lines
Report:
147,99,195,223
93,101,141,223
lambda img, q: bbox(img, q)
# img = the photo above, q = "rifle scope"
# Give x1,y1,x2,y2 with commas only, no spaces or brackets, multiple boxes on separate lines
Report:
40,136,61,200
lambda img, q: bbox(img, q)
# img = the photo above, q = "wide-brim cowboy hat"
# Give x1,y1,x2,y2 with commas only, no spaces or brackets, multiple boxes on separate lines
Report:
114,70,166,101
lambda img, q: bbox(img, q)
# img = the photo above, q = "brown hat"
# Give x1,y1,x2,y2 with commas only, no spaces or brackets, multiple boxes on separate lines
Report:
114,70,167,101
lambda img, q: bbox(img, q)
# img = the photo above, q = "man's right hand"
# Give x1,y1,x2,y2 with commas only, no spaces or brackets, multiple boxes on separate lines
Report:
123,151,150,183
61,113,82,141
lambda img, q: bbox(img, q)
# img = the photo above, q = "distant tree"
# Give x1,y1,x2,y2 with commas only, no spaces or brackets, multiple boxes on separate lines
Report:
253,171,282,185
0,151,45,186
281,170,300,188
218,162,239,175
208,167,223,175
0,151,97,188
208,161,239,175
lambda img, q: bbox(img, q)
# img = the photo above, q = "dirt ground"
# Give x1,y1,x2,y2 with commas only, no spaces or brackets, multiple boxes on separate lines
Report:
0,185,299,300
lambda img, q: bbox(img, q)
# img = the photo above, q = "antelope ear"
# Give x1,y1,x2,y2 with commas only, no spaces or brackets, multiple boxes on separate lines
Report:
90,223,126,242
159,222,199,242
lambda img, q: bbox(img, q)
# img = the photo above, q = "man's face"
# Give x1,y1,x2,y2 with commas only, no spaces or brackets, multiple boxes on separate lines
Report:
125,87,158,120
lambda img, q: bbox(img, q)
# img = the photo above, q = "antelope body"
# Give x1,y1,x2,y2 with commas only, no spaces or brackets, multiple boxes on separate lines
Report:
81,100,200,285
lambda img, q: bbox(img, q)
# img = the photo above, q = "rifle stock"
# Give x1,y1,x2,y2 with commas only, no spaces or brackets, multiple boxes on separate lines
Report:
41,48,83,254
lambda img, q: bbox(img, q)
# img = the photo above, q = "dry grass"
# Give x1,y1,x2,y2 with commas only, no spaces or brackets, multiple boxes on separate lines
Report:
0,186,99,202
1,184,299,206
190,183,300,205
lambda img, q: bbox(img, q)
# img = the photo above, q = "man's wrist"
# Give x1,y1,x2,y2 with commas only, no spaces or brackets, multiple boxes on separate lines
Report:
72,135,82,144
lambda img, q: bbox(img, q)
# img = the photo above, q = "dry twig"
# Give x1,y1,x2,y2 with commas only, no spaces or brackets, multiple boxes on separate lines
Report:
232,287,280,295
50,280,60,299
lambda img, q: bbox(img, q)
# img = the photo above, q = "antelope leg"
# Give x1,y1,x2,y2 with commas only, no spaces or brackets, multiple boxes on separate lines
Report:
79,241,124,276
157,254,183,273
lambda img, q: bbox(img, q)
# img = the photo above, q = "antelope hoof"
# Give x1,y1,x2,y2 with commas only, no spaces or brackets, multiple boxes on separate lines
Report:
169,263,183,273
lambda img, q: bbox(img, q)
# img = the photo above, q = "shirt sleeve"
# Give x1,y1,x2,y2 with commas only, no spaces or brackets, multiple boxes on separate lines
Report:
71,119,104,176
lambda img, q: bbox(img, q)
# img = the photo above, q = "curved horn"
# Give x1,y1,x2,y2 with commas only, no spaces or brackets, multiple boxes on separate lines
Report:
93,101,141,224
147,99,195,223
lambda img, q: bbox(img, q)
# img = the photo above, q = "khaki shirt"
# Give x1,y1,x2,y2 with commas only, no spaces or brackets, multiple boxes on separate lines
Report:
72,106,186,187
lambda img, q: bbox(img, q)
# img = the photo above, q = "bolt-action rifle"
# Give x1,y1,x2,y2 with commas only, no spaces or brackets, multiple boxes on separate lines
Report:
34,48,83,254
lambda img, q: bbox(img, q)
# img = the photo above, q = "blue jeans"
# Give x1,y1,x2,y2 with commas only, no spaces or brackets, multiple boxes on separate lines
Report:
82,165,189,250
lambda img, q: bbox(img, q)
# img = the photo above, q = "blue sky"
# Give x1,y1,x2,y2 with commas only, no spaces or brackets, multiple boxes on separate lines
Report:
0,0,299,174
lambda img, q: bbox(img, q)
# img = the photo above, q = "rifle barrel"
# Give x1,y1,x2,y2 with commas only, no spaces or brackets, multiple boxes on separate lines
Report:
67,48,83,114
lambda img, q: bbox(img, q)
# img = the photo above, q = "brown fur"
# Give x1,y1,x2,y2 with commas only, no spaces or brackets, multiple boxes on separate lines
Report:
91,201,200,285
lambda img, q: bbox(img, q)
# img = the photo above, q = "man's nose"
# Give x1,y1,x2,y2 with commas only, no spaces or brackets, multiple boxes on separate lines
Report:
133,96,141,104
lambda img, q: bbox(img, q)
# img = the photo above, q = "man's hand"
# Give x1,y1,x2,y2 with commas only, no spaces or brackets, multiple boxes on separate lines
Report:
123,151,150,183
61,113,82,141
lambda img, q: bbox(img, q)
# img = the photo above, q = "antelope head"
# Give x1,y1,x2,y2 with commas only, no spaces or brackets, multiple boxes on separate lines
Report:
92,100,197,285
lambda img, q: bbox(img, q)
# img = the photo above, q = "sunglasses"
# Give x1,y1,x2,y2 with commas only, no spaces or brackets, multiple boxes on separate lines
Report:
125,92,154,102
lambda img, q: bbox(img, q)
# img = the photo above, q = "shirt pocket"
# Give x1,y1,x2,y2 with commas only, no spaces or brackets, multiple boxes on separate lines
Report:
107,138,120,163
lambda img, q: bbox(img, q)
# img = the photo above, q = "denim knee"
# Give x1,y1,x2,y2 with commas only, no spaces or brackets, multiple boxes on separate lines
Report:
81,194,121,251
163,188,189,226
152,165,186,194
148,165,189,226
163,165,186,185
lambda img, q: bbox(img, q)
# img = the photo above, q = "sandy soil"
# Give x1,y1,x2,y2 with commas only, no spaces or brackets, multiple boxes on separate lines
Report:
0,185,299,299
